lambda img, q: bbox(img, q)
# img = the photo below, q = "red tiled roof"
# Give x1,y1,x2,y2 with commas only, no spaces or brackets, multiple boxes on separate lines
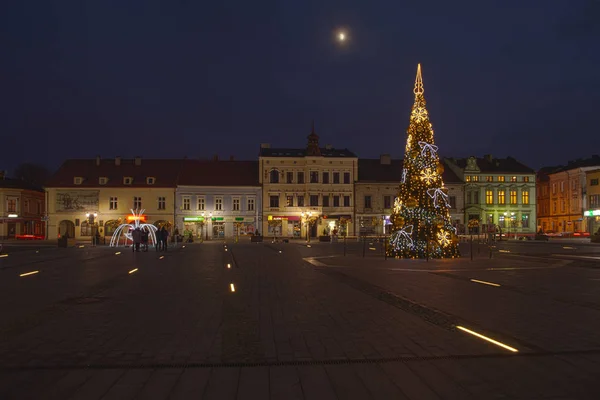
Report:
45,159,185,188
177,160,259,186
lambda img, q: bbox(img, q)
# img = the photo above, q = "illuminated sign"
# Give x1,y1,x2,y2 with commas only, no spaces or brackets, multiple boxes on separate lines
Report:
184,216,204,222
584,209,600,217
127,215,147,222
8,214,18,218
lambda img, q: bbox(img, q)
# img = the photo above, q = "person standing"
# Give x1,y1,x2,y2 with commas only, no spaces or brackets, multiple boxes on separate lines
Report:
132,228,142,252
160,226,169,252
141,229,149,252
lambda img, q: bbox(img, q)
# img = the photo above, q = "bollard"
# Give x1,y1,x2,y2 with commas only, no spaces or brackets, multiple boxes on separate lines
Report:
344,235,347,257
362,236,366,258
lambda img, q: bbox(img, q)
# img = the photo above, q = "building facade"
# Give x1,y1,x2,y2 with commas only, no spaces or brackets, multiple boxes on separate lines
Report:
585,169,600,235
259,126,357,239
45,157,182,241
445,155,537,236
0,177,45,239
538,157,600,234
175,160,261,239
355,156,465,236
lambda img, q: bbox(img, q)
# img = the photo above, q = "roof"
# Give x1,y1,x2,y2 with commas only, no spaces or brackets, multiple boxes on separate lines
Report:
536,166,563,182
450,156,535,174
260,147,357,158
177,160,259,186
0,178,44,192
45,158,185,188
357,159,463,184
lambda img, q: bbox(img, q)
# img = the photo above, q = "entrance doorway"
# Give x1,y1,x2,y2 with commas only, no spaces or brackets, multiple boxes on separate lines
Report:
7,223,16,238
58,220,75,238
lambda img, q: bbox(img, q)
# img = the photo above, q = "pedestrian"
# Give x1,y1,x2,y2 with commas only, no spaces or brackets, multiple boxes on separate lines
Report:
160,226,169,252
132,228,142,252
141,229,149,252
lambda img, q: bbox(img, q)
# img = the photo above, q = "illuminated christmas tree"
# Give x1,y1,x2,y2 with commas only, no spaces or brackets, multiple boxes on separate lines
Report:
387,64,460,259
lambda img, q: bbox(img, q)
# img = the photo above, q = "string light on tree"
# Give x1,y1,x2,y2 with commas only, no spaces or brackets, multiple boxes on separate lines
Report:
387,64,460,259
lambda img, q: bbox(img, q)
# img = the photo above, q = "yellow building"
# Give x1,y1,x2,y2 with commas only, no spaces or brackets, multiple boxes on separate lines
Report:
45,157,182,241
585,169,600,235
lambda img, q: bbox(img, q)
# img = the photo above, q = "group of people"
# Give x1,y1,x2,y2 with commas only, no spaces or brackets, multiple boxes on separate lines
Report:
131,226,170,252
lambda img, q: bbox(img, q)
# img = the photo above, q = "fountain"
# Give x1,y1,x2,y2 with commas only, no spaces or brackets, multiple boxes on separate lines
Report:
109,209,159,247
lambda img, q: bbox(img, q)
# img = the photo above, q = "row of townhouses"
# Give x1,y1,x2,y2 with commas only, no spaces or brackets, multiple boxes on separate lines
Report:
3,130,600,240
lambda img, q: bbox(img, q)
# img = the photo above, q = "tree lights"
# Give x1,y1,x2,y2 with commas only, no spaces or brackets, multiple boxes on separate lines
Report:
387,64,460,259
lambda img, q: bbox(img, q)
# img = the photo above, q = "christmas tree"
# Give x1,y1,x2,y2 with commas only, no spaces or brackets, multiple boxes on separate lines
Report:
387,64,460,259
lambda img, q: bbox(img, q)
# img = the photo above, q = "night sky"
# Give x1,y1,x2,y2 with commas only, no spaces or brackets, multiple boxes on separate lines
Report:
2,0,599,175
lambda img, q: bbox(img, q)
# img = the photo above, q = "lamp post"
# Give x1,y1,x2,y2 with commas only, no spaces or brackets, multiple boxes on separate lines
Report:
202,212,212,241
301,211,319,243
503,212,515,240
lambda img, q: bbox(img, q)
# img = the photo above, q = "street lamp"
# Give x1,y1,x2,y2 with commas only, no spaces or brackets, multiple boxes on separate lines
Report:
301,211,319,243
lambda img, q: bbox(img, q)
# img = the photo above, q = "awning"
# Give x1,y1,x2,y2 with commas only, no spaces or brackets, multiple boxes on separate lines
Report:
268,216,301,221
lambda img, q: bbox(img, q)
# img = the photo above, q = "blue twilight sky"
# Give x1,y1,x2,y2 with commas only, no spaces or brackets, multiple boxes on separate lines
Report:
1,0,599,175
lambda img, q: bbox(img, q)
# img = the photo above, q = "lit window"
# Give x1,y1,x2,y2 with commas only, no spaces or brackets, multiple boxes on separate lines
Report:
523,176,530,182
486,176,493,182
510,190,517,204
472,176,479,182
498,190,505,205
498,176,505,182
522,214,529,228
511,176,517,182
486,190,493,204
466,176,471,182
522,190,530,205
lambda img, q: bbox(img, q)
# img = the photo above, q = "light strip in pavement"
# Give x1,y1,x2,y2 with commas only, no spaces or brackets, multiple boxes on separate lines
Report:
129,268,138,274
563,246,576,249
159,256,164,260
0,254,8,258
369,247,377,251
552,254,600,260
470,279,501,287
115,252,121,255
230,283,236,292
227,263,231,269
498,249,511,253
456,326,518,352
78,245,85,248
304,258,328,267
20,270,39,277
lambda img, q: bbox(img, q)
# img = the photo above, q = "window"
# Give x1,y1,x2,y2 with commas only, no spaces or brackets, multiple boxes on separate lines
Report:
322,172,329,184
132,197,142,209
197,197,205,211
591,178,599,186
473,191,479,204
333,172,340,184
297,195,304,207
310,171,319,183
472,176,479,182
485,190,493,204
449,196,456,209
158,197,166,210
465,176,471,182
384,195,392,209
215,197,223,210
270,170,279,183
74,177,83,185
486,176,493,182
286,172,293,183
322,195,330,207
523,176,530,182
269,196,279,208
147,177,155,185
310,195,319,206
522,214,530,228
510,176,517,182
343,172,350,184
522,190,530,205
498,190,505,205
510,190,517,204
560,181,564,192
343,195,351,207
571,180,577,190
499,215,505,228
233,198,240,211
183,197,191,210
364,195,372,209
286,196,293,207
561,200,565,212
333,196,340,207
24,199,29,213
552,183,556,194
99,177,108,185
124,177,133,185
297,172,305,184
498,176,505,182
109,197,118,210
247,198,255,211
466,191,472,204
553,201,557,213
590,195,600,208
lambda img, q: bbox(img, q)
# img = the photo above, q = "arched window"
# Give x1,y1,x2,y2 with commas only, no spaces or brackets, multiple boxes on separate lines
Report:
270,169,279,183
80,221,92,236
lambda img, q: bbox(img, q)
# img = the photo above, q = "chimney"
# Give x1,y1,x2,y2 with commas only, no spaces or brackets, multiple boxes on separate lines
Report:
96,155,101,166
115,156,121,166
325,144,332,150
229,155,234,161
484,154,493,162
213,154,219,161
380,154,391,165
260,143,271,149
134,156,142,166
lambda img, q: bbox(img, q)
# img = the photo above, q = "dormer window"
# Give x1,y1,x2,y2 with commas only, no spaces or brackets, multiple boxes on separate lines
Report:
74,177,83,185
99,177,108,185
147,177,155,185
123,177,133,185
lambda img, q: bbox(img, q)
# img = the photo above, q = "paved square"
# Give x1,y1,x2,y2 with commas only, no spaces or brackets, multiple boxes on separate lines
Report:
0,239,599,398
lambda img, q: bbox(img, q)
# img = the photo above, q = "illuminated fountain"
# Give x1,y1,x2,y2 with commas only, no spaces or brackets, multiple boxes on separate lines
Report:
109,209,158,247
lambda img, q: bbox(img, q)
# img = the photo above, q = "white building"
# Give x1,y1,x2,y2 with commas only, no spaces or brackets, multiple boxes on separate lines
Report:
259,124,357,239
355,156,465,236
175,159,261,239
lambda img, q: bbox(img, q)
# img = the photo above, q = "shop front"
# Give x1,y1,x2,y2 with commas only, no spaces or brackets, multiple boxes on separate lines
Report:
267,215,301,238
585,209,600,236
320,214,352,237
183,216,206,239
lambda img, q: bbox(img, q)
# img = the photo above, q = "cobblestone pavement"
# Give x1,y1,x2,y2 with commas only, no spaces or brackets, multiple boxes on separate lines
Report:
0,241,599,399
